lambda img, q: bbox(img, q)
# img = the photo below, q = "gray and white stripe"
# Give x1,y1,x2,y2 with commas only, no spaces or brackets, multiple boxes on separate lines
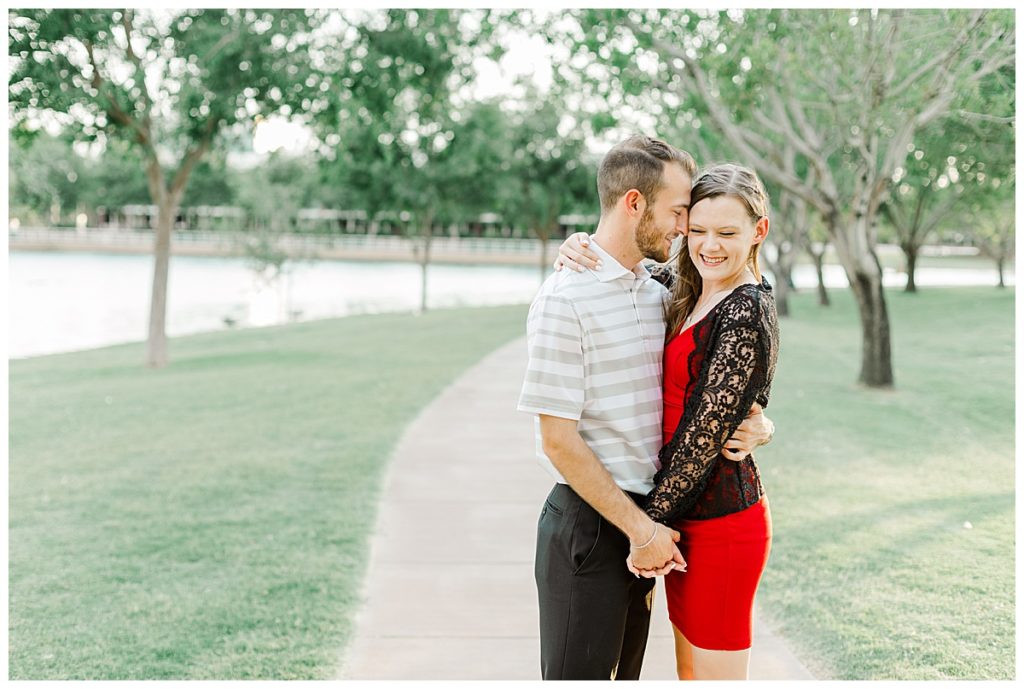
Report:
517,244,667,495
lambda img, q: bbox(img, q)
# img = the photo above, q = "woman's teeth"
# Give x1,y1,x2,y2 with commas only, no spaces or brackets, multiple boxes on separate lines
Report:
702,255,726,265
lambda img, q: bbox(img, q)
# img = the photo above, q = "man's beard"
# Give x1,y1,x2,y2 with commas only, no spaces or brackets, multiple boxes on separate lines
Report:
635,207,670,263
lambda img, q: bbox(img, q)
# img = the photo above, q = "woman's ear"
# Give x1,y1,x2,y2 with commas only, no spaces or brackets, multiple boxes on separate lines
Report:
752,216,769,244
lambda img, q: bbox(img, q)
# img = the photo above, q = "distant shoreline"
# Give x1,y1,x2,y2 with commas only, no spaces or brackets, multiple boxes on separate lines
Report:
9,227,561,267
9,226,992,269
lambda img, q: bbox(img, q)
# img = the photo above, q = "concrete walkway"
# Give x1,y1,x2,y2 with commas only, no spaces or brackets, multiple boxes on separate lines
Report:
337,337,815,680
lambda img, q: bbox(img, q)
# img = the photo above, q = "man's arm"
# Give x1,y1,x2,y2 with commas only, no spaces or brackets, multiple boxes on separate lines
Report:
540,414,685,573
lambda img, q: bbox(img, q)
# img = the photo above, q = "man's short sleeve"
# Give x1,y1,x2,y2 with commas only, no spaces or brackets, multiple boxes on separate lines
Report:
517,292,585,420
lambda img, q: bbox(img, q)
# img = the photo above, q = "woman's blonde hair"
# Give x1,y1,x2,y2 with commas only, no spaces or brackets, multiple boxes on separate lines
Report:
666,163,770,339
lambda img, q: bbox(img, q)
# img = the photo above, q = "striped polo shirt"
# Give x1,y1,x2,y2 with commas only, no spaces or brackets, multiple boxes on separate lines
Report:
517,238,668,495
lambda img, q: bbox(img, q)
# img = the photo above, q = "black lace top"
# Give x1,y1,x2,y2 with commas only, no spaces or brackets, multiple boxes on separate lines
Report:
646,270,779,524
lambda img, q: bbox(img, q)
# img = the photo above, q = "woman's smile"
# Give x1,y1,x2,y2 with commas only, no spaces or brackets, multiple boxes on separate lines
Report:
699,255,727,266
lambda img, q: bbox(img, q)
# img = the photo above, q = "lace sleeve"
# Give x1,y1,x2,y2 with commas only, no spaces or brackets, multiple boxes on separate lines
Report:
648,263,676,289
644,320,763,524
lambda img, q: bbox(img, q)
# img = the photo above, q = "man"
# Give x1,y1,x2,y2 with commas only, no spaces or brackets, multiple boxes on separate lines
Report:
517,135,773,680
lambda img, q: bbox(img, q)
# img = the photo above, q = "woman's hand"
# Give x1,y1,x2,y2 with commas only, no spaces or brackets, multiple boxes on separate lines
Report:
554,231,603,272
625,523,687,578
626,554,687,578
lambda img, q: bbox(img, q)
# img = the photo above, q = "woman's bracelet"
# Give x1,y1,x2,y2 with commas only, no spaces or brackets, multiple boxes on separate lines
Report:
630,523,659,550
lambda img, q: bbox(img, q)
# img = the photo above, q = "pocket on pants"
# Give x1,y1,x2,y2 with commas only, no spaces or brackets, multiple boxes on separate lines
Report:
538,485,567,528
542,497,564,518
536,488,575,583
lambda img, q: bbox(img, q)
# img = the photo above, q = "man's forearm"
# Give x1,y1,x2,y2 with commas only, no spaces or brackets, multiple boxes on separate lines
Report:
545,430,654,544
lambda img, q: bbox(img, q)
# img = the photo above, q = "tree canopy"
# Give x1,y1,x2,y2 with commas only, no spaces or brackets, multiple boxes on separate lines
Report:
8,8,1016,378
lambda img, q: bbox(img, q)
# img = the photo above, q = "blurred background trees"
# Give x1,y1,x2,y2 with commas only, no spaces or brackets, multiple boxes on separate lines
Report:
10,8,319,366
9,8,1014,380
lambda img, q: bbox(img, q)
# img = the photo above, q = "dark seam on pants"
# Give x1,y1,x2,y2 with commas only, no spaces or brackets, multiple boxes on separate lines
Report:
557,497,582,679
572,507,601,576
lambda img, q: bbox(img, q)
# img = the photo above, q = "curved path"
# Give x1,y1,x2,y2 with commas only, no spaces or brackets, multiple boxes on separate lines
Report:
337,337,814,680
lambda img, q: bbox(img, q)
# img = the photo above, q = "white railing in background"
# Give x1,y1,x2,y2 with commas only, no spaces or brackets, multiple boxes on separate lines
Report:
8,227,554,255
10,226,987,260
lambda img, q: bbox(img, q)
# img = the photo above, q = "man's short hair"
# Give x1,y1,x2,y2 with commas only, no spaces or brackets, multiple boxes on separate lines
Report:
597,135,697,212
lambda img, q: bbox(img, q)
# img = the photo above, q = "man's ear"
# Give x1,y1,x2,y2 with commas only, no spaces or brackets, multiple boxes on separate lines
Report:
622,189,645,219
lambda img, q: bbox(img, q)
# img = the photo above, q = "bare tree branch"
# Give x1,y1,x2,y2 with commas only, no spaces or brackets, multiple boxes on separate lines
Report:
204,25,242,63
947,110,1014,124
962,36,1016,85
622,15,836,216
805,67,856,108
891,10,986,94
783,98,841,199
81,37,154,153
143,155,166,207
120,9,153,131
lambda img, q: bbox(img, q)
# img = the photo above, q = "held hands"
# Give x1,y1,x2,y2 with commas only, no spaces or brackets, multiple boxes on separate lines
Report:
625,522,687,578
625,406,776,576
554,232,602,272
721,403,775,462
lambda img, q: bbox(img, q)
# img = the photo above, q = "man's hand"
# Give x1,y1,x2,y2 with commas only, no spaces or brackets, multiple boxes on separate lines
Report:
626,522,686,576
721,403,775,461
538,415,685,577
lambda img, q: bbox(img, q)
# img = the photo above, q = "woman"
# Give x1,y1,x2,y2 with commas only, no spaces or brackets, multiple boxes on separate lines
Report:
556,163,780,680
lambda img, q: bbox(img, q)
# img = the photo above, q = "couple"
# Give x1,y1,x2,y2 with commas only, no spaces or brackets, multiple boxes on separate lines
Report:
517,135,780,680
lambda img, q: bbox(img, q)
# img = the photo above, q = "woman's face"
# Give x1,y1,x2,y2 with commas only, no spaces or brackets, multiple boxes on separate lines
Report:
685,195,766,287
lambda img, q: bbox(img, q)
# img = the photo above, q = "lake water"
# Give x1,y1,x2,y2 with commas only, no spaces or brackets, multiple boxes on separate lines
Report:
8,250,1013,358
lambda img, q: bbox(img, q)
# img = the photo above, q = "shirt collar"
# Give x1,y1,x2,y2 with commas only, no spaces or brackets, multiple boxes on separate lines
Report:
587,236,653,283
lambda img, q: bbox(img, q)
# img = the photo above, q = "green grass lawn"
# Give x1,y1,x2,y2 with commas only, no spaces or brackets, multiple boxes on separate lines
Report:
8,305,528,679
10,286,1015,680
756,286,1015,679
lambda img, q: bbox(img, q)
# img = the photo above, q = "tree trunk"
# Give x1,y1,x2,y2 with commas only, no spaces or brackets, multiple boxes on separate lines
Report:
773,275,790,317
903,243,919,293
761,242,792,316
810,247,830,307
834,228,894,387
146,201,175,368
849,265,894,387
816,262,830,306
776,248,801,318
763,254,791,317
418,218,433,314
141,139,202,368
996,256,1006,288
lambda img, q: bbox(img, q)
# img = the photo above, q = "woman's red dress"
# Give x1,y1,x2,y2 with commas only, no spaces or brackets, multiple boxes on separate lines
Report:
660,319,773,651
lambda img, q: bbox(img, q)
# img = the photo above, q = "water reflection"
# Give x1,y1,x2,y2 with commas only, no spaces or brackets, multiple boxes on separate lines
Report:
8,251,1012,358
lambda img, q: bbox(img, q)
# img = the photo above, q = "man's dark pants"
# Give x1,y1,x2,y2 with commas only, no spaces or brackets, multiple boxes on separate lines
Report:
535,483,656,680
